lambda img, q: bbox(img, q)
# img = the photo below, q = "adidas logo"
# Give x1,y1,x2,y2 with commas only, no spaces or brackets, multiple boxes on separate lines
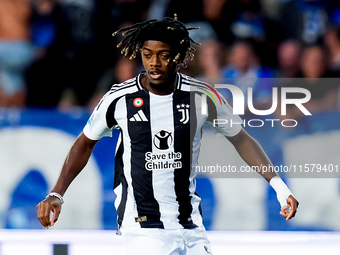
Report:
129,110,148,121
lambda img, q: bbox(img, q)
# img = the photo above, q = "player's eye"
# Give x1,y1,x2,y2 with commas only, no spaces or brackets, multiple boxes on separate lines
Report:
143,53,151,58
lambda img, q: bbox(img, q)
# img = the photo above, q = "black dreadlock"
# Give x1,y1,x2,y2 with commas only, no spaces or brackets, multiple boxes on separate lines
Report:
112,14,200,67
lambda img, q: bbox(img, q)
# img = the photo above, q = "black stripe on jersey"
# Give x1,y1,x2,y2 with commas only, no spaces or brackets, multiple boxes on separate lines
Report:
106,97,123,128
173,90,198,229
126,91,164,228
114,142,128,228
136,73,145,90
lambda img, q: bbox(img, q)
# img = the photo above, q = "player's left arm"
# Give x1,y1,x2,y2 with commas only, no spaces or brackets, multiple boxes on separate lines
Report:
226,128,299,221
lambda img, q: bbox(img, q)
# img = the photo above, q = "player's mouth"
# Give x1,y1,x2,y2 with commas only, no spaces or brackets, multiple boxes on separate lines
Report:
149,70,163,80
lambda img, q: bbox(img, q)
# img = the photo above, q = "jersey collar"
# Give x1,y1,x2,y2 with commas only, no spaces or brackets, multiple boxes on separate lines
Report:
137,71,181,93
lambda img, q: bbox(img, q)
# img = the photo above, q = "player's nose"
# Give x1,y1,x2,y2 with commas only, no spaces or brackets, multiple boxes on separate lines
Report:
150,55,161,67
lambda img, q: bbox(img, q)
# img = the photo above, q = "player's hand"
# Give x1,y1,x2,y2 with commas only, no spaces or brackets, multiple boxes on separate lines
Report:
279,195,299,221
36,197,62,228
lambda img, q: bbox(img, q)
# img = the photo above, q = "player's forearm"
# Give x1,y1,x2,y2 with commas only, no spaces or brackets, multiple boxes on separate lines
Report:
228,129,278,182
237,136,278,181
51,133,98,196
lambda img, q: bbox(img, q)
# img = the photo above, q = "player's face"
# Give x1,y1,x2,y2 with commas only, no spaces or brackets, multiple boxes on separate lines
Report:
141,40,178,90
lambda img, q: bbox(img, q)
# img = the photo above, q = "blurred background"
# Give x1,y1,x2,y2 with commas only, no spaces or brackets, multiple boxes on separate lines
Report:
1,0,340,109
1,0,340,253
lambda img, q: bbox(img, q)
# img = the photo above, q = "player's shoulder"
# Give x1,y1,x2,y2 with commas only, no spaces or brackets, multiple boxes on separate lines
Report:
95,75,142,111
108,76,140,95
178,73,225,106
179,73,212,90
103,74,143,100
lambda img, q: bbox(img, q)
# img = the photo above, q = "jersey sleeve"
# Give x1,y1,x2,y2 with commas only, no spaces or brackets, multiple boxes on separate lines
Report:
206,92,243,137
83,93,115,140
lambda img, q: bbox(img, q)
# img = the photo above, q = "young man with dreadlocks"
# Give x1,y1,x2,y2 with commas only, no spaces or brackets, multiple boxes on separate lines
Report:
37,16,298,254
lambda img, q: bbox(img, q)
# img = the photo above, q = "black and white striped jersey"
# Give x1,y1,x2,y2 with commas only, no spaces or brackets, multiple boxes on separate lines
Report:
83,72,242,230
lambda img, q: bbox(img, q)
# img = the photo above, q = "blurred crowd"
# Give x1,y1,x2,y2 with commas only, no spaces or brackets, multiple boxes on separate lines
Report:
0,0,340,118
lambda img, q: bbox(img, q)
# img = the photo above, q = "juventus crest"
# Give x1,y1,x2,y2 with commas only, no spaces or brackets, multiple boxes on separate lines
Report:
177,104,190,124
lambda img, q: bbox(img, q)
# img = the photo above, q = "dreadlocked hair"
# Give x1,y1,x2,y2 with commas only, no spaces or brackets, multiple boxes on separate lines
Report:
112,14,200,67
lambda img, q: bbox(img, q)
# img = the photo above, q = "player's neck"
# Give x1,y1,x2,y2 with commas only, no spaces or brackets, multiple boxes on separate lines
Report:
141,73,177,95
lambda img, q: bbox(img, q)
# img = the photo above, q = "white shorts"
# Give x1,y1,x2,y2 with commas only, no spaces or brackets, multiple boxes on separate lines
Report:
120,225,213,255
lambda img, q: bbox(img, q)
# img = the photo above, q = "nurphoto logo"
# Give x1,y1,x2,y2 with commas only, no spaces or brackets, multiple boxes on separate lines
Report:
201,84,312,128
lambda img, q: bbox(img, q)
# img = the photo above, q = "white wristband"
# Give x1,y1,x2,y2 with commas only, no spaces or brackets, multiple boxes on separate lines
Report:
269,176,293,208
46,192,64,204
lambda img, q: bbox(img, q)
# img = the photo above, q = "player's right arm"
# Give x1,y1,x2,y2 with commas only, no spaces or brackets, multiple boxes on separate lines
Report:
36,88,120,228
36,132,98,228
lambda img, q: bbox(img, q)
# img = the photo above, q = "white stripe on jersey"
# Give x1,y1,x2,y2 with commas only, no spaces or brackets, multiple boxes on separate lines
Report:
149,92,181,229
114,97,138,228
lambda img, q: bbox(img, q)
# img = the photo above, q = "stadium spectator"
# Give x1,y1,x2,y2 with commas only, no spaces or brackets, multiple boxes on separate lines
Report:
276,39,302,78
229,0,266,42
26,0,114,108
165,0,279,64
279,0,331,45
279,45,339,120
0,0,34,107
165,0,236,46
228,0,281,66
30,0,60,59
324,24,340,75
220,40,276,112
